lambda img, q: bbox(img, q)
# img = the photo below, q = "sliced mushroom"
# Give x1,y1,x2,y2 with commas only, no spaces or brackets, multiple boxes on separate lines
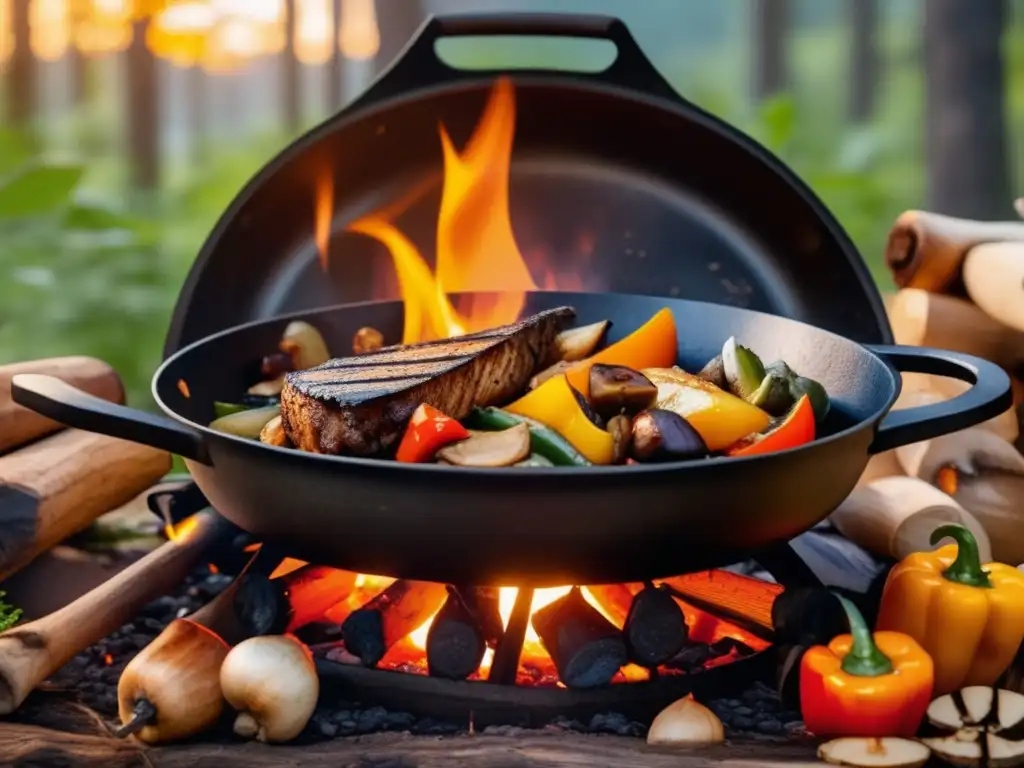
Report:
247,377,285,397
928,687,1024,732
924,687,1024,768
555,320,610,362
436,423,531,467
279,321,331,370
923,733,1024,768
589,364,657,418
818,738,931,768
210,405,280,439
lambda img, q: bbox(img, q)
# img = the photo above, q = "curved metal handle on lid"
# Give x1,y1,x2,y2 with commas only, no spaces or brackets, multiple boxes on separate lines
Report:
866,345,1012,454
347,12,683,113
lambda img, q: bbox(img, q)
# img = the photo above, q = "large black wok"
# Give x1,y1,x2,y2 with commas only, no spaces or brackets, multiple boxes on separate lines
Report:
12,292,1010,586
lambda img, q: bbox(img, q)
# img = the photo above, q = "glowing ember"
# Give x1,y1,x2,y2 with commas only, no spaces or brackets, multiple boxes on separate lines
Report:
343,77,539,344
164,513,201,541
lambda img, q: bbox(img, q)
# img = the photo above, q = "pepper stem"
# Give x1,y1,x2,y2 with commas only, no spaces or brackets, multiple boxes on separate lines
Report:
931,524,992,589
114,698,157,738
836,594,893,677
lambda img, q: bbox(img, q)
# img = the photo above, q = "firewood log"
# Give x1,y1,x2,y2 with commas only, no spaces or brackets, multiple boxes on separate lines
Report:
621,583,688,668
857,450,905,488
531,586,626,688
425,586,488,680
885,210,1024,292
888,288,1024,371
896,427,1024,565
963,241,1024,334
0,430,171,581
233,565,359,636
0,357,124,455
829,476,991,562
340,580,447,667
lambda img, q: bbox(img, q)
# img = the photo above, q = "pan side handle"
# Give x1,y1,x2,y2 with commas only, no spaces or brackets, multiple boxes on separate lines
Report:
11,374,211,465
866,345,1012,454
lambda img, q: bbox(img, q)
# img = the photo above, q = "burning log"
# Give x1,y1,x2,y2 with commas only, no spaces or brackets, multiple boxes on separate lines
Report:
622,583,688,668
658,571,780,639
0,429,172,581
884,210,1024,293
341,580,447,667
531,586,627,689
888,288,1024,371
460,586,504,648
830,476,992,562
233,565,358,636
425,586,488,680
584,583,640,627
0,357,124,454
963,241,1024,334
0,510,231,715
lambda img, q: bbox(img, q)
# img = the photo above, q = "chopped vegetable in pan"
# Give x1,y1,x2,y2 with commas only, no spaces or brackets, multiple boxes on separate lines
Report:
207,308,830,467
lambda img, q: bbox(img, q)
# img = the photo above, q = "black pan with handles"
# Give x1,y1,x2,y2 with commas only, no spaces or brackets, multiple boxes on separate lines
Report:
12,292,1010,586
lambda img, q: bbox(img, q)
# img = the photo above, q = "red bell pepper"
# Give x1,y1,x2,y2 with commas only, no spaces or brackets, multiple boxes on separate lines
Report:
725,394,815,457
396,404,469,463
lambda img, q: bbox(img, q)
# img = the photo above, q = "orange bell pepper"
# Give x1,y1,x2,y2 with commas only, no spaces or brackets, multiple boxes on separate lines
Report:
800,596,933,738
726,395,816,457
395,404,469,462
563,308,677,398
504,375,615,464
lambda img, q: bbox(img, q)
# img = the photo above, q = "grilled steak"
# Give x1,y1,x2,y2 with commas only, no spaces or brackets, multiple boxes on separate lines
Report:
281,307,575,455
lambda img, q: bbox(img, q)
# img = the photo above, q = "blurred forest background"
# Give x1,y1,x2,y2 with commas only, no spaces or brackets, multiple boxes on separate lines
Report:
1,0,1022,407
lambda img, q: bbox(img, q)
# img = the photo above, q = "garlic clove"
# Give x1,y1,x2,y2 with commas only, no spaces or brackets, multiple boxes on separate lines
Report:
818,737,931,768
220,635,318,744
646,694,724,746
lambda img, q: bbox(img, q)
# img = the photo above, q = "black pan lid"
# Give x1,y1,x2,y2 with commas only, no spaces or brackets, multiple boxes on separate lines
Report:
164,13,892,356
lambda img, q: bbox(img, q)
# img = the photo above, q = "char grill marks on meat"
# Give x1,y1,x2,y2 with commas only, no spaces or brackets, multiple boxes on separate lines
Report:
280,307,575,456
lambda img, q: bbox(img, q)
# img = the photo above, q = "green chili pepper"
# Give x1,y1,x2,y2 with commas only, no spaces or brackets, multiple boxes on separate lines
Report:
213,401,249,419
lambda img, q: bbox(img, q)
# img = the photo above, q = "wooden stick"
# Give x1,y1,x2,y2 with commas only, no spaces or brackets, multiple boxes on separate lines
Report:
0,509,229,715
0,430,172,581
340,580,447,667
963,241,1024,334
0,358,124,455
885,210,1024,292
829,475,991,562
888,288,1024,370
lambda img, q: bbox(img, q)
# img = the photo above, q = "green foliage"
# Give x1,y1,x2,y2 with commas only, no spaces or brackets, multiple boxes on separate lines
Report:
0,591,23,631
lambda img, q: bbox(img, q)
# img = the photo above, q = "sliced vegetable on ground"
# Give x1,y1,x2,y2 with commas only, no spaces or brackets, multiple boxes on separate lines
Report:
818,737,931,768
923,686,1024,767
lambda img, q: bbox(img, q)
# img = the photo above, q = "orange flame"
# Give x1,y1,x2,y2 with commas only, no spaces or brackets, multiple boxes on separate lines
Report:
343,77,538,344
314,172,334,272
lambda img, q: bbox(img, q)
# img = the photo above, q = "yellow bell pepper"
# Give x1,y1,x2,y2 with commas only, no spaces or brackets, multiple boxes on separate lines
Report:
642,367,771,451
504,375,615,464
564,308,678,398
875,524,1024,695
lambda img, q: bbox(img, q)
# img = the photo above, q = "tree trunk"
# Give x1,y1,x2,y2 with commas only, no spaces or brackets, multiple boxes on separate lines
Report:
8,0,34,126
750,0,790,101
847,0,879,122
371,0,424,77
282,0,301,132
186,65,206,165
326,0,345,114
925,0,1010,220
124,19,159,189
